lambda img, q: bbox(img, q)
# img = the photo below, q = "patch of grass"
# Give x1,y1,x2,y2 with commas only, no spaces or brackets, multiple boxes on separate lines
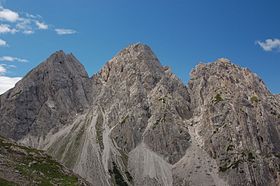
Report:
0,136,81,186
231,159,242,169
109,162,128,186
219,159,242,172
125,171,133,183
214,93,223,103
16,156,78,185
250,96,259,103
0,177,16,186
273,152,280,158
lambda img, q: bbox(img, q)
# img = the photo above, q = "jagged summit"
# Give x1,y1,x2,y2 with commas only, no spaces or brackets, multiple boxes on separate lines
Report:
190,58,270,97
108,43,159,65
96,43,162,84
117,43,155,56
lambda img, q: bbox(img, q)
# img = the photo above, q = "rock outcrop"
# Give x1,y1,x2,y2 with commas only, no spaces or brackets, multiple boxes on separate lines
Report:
0,44,279,186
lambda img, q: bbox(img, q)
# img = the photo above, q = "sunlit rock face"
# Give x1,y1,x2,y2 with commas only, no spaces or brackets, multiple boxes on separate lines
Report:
0,44,279,186
188,58,280,186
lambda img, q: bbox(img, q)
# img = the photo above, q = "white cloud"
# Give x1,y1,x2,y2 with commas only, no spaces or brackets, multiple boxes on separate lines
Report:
0,56,28,63
55,28,77,35
22,30,34,35
25,13,41,19
256,38,280,52
0,7,19,22
0,24,17,34
0,76,21,94
0,38,7,46
35,21,48,30
16,18,31,30
0,6,77,36
0,64,6,74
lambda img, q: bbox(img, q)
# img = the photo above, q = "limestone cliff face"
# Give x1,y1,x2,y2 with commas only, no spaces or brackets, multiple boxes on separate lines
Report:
0,51,91,141
0,45,279,186
188,58,280,186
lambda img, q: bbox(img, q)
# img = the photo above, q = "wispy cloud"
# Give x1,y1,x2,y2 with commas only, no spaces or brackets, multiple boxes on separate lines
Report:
23,30,34,35
256,38,280,52
0,64,6,74
0,6,76,36
16,18,31,31
0,38,6,46
0,56,28,63
55,28,77,35
0,24,17,33
0,6,19,22
35,21,48,30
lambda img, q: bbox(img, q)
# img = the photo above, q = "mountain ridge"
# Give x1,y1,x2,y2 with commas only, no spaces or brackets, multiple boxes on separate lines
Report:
0,43,279,186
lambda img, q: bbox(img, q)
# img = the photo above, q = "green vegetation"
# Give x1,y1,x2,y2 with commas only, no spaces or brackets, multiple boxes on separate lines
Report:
0,178,16,186
125,171,133,183
16,157,78,185
241,150,255,162
273,152,280,158
0,136,81,186
219,159,242,172
114,147,133,185
218,149,257,172
247,152,255,162
214,93,223,103
109,162,128,186
250,95,259,103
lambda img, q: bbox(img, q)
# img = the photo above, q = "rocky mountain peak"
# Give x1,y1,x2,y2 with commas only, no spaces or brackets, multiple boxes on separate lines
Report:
97,43,163,87
48,50,66,59
116,43,158,60
0,51,91,141
189,58,270,109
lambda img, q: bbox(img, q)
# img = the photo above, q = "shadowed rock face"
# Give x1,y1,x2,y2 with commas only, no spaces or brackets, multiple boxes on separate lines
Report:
0,45,279,186
0,51,91,141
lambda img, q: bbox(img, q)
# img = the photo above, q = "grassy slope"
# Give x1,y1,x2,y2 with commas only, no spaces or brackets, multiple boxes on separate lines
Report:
0,136,88,186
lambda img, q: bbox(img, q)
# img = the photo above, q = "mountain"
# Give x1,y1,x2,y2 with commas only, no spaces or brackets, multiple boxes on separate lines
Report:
0,44,279,186
0,135,89,185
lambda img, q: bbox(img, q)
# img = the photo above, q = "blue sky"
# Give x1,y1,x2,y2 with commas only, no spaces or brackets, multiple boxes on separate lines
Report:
0,0,279,94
